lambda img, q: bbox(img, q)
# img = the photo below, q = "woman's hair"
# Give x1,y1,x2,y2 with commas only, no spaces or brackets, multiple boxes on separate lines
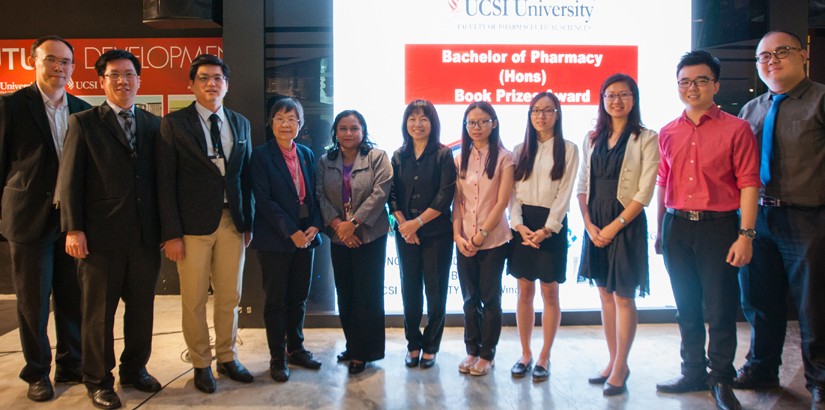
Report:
400,99,442,155
326,109,375,160
267,97,304,128
459,101,501,179
590,73,644,145
514,92,566,181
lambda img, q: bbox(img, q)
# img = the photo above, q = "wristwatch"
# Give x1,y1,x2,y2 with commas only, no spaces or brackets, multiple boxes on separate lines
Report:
617,216,627,225
479,228,489,237
349,218,360,228
738,228,756,239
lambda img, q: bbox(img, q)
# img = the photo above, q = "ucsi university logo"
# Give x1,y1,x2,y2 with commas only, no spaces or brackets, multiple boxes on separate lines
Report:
448,0,460,13
456,0,595,20
67,79,99,91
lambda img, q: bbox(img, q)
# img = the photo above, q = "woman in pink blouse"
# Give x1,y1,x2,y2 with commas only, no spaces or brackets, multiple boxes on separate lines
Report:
453,101,514,377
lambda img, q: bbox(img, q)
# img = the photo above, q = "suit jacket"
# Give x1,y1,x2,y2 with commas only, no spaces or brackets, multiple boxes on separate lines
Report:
250,140,322,252
58,103,160,252
156,102,253,241
0,84,91,243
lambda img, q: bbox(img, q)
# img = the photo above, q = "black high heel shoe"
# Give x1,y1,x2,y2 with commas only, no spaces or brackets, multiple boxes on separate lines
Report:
420,354,437,369
348,360,367,374
603,369,630,396
405,351,420,368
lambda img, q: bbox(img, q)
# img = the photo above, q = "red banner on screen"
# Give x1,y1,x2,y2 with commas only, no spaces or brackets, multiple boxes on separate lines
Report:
406,44,637,105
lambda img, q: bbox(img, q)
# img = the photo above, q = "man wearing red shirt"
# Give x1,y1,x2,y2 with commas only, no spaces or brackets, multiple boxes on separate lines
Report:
653,50,760,410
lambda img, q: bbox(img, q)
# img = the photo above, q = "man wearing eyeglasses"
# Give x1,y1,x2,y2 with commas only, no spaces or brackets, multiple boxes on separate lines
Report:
736,30,825,408
0,35,90,402
58,49,162,409
654,50,759,410
156,54,254,394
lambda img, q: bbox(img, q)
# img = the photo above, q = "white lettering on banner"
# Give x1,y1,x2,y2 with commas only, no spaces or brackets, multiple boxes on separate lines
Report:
443,49,508,63
499,69,543,85
0,82,31,92
455,88,591,103
1,48,34,71
442,48,604,68
530,50,603,67
83,45,223,70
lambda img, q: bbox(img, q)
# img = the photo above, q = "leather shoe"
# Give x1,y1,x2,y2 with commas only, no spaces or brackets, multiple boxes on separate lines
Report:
458,356,478,374
732,365,779,390
88,387,122,409
289,350,322,369
469,359,494,377
348,360,367,375
337,350,351,361
54,367,83,384
405,351,420,368
510,359,532,378
532,363,550,383
420,354,437,369
120,368,161,392
812,385,825,410
711,383,741,410
27,377,54,402
656,375,709,393
588,372,609,385
270,361,290,382
603,370,630,396
193,367,216,394
217,360,254,383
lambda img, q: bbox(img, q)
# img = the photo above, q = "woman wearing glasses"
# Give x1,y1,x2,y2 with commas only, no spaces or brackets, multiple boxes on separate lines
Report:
454,101,514,376
316,110,393,375
389,100,456,369
508,92,578,382
250,98,323,382
577,74,660,396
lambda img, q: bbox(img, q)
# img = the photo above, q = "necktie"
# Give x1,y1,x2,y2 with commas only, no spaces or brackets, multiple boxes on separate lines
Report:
118,110,136,152
209,113,226,158
760,93,788,185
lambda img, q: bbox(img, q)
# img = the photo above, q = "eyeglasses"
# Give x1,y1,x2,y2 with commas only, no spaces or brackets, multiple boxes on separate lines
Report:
465,119,495,128
104,72,138,81
755,46,802,64
603,92,633,101
273,118,300,126
677,77,716,88
40,56,72,67
196,75,227,83
530,108,558,116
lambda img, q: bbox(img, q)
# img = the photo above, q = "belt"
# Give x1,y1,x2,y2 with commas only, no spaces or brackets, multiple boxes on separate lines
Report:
666,208,737,221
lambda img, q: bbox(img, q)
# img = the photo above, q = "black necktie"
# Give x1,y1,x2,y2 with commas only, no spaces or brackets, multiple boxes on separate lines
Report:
209,113,226,158
118,110,136,152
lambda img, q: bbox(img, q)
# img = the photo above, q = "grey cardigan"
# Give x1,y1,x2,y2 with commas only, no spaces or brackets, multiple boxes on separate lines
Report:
316,148,393,245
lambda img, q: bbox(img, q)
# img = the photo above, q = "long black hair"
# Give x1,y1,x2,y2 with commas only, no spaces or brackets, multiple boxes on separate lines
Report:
400,99,442,155
459,101,501,180
590,73,644,147
326,109,375,160
514,92,566,181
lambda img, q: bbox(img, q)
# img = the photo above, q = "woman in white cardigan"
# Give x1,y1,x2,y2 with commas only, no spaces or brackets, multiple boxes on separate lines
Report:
576,74,659,396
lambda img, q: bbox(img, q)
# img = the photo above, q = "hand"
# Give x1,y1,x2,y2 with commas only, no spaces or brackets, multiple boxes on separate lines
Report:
726,236,753,267
290,230,310,248
163,238,185,261
335,220,356,241
654,236,663,255
65,230,89,259
243,231,253,247
407,232,420,245
599,222,619,242
585,223,612,248
342,235,362,248
304,227,319,244
455,236,477,257
398,220,420,241
531,228,551,245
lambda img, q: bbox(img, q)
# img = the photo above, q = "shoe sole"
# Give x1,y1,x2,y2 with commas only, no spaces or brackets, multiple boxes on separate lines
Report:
656,385,710,393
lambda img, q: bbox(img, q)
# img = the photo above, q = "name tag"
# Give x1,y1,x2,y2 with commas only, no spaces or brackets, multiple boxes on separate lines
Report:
209,155,226,176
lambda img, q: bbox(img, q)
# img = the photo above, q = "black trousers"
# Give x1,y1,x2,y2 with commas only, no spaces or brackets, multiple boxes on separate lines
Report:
8,226,82,383
739,205,825,388
331,235,387,362
661,212,740,384
457,244,508,361
395,231,453,354
258,248,313,361
77,245,160,390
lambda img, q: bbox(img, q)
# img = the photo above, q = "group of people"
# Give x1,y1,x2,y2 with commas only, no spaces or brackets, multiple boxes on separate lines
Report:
0,29,822,410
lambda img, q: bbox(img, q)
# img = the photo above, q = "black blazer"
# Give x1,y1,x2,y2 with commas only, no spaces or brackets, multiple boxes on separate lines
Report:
58,103,160,252
389,144,456,237
250,140,322,252
0,84,91,243
156,102,253,241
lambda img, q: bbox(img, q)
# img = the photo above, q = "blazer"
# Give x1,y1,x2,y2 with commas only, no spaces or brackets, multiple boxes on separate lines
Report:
156,102,253,241
58,103,160,252
316,148,393,245
0,84,91,243
576,128,660,208
250,140,322,252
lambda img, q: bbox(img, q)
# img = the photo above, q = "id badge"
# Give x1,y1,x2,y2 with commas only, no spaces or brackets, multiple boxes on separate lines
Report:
210,155,226,176
299,203,309,219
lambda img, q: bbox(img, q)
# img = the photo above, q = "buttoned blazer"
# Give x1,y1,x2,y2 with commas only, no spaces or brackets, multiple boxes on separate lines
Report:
316,148,392,245
156,102,253,241
0,84,91,243
250,139,322,252
58,103,160,251
576,128,660,208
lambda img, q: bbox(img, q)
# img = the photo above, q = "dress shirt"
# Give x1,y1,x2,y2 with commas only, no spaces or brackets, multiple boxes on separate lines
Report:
739,78,825,207
657,105,760,211
510,138,579,233
455,144,514,249
37,84,69,160
278,141,306,204
195,102,233,158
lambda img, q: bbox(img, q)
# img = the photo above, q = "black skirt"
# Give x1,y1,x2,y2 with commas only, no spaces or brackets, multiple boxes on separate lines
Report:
507,204,568,283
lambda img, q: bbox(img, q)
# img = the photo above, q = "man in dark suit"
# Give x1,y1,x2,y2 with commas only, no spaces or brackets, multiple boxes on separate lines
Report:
156,54,254,394
0,35,89,402
59,50,162,410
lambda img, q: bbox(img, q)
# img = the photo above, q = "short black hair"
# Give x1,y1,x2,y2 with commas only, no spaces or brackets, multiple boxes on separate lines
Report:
763,30,804,49
676,50,721,80
30,35,74,59
189,54,230,81
94,49,141,76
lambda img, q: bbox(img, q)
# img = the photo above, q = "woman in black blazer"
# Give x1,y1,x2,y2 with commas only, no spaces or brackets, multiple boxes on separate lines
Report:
250,98,323,383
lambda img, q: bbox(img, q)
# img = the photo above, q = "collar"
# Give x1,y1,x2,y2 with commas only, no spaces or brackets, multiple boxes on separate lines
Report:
278,140,297,158
36,83,67,109
195,102,226,124
105,100,134,116
770,77,812,101
680,104,721,124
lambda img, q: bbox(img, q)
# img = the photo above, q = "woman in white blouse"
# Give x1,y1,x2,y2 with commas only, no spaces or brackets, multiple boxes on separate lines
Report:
508,92,579,382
